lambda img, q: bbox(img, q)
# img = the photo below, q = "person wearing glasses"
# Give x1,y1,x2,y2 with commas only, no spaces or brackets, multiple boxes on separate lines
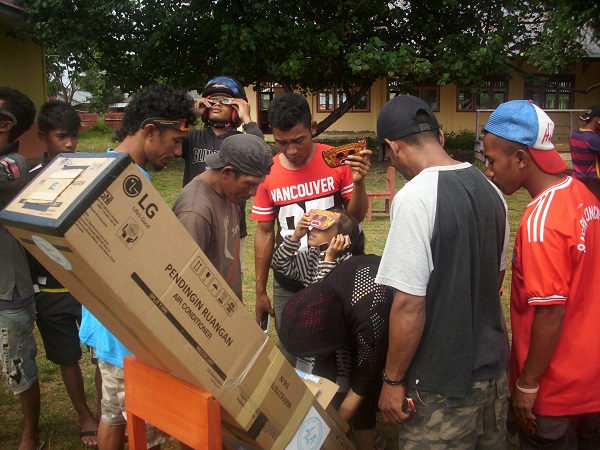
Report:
78,84,196,450
182,77,265,275
182,76,264,185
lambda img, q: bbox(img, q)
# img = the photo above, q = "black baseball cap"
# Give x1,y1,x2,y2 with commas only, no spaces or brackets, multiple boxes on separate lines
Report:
205,134,273,177
377,95,440,144
580,106,600,121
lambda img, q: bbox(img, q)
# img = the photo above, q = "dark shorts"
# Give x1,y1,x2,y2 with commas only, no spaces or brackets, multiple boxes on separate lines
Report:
518,412,600,450
35,291,82,365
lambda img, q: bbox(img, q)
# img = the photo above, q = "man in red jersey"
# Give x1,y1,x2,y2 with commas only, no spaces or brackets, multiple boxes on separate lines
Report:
483,100,600,449
251,93,371,365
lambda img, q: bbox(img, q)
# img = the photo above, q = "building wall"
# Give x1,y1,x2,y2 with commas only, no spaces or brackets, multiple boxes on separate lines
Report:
247,60,600,141
0,22,47,159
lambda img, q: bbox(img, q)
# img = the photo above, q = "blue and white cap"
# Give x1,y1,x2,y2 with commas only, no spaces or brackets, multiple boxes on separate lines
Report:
484,100,567,174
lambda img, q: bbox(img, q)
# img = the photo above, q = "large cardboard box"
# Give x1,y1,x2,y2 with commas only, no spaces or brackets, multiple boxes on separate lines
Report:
0,153,353,450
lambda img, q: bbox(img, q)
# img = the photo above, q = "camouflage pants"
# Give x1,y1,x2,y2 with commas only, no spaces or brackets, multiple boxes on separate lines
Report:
398,372,509,449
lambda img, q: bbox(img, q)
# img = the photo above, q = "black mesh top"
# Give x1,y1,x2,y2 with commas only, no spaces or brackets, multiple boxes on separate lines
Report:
280,254,394,395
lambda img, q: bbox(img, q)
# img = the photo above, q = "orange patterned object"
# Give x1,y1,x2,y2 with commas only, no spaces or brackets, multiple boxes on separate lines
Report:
321,140,366,167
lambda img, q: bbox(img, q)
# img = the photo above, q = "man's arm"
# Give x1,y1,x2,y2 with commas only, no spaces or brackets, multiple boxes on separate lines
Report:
233,100,265,139
343,149,372,222
241,121,264,139
511,304,565,421
175,211,211,253
254,220,275,323
379,290,426,424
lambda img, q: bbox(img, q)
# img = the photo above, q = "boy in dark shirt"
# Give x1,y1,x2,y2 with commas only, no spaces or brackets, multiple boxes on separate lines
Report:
31,100,99,448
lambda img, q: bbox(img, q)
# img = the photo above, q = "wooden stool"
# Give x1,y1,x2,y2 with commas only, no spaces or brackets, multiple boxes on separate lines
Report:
123,356,221,450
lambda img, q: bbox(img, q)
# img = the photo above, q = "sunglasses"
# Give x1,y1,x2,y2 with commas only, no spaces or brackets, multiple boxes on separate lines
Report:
140,118,189,131
208,96,234,105
0,109,17,126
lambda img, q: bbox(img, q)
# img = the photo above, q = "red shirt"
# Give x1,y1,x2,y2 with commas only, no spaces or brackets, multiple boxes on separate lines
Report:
510,176,600,416
251,143,353,248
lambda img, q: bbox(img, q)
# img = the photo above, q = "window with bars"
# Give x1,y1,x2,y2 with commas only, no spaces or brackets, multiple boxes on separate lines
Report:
317,87,370,112
258,82,284,111
388,80,440,111
524,75,574,110
457,76,507,111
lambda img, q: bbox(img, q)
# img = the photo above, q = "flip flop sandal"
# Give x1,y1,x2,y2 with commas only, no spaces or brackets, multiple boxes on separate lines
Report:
79,430,98,449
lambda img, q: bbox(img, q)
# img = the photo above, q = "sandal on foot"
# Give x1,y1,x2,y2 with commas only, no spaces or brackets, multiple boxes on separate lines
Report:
79,430,98,449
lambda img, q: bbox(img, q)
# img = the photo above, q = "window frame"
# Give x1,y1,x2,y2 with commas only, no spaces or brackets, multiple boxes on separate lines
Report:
524,75,575,110
387,79,440,112
457,75,508,112
317,86,370,113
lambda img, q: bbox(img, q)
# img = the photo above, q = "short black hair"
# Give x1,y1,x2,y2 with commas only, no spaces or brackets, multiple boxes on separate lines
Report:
268,93,312,131
116,84,196,142
0,86,36,142
38,100,80,134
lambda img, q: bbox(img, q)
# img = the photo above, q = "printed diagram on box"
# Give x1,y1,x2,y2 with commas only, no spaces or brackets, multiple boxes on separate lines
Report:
191,256,238,316
118,218,143,248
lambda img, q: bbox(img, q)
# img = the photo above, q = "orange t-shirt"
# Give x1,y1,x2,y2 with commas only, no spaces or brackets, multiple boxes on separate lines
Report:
510,176,600,416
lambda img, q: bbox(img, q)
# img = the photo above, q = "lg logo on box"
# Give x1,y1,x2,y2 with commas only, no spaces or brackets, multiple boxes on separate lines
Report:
123,174,158,219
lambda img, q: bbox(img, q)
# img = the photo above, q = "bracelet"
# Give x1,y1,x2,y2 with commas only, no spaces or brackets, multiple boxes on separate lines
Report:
515,378,539,394
382,369,406,386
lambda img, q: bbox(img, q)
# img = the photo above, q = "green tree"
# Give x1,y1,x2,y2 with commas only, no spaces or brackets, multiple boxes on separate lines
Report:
45,47,124,112
16,0,599,135
45,50,87,104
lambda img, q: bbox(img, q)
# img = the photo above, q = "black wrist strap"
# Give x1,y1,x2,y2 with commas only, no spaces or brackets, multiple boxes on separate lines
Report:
382,369,406,386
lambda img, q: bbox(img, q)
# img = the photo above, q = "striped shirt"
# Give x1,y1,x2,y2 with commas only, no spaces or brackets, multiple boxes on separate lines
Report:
569,128,600,178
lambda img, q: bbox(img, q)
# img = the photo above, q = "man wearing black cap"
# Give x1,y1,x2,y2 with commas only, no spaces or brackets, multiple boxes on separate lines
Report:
484,100,600,449
173,134,273,300
375,95,510,448
569,105,600,179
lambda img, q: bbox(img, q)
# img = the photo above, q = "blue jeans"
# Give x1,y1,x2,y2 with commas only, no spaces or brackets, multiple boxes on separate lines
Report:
0,303,38,394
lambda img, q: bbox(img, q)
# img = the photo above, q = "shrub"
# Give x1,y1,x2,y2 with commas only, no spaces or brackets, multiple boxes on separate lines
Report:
444,130,477,162
88,116,112,134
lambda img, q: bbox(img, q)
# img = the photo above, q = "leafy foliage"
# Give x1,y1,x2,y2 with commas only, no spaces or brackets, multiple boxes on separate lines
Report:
14,0,599,133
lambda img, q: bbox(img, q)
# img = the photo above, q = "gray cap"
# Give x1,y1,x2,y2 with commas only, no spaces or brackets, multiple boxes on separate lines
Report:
377,95,439,144
205,134,273,177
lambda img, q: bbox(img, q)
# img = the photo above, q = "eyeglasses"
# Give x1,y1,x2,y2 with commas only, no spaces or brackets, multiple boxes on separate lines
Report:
0,109,17,126
208,96,234,105
140,118,189,131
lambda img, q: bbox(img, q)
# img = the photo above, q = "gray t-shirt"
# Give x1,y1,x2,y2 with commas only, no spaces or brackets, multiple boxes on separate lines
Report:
172,177,243,300
0,149,35,308
376,163,509,397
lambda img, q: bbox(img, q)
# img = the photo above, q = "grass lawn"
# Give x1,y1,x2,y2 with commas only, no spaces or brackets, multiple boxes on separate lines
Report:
1,129,527,448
